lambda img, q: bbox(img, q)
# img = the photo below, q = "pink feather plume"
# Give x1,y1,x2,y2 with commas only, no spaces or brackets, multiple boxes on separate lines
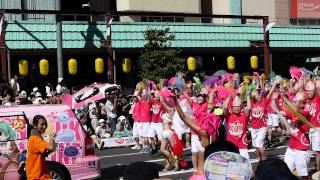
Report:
289,66,304,79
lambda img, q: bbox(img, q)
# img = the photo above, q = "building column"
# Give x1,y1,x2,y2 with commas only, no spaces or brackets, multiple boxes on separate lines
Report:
56,0,64,81
105,13,114,83
0,11,8,82
263,16,271,77
201,0,212,23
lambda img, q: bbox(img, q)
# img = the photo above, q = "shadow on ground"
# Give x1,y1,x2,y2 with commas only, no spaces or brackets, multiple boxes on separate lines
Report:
98,162,163,180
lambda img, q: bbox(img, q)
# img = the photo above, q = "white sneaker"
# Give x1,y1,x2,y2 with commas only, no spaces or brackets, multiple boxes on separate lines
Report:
184,145,191,151
131,145,140,150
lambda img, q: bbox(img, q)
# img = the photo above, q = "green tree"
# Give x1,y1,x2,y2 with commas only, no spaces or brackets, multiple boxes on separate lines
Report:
139,27,184,82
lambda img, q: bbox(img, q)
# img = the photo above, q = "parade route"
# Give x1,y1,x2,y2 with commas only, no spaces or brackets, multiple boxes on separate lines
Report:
97,145,289,179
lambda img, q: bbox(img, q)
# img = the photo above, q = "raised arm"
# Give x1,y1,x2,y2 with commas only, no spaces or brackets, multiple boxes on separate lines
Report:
223,95,231,116
267,80,277,100
160,96,174,115
174,97,207,137
271,100,292,133
45,132,57,152
207,89,215,113
183,91,193,105
246,94,251,112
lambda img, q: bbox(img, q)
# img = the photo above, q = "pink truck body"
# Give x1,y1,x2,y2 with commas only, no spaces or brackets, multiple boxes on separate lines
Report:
0,104,100,180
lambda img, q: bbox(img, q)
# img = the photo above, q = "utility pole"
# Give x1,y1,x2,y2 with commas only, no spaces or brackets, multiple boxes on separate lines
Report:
263,16,271,78
56,0,63,81
0,11,8,82
105,13,114,83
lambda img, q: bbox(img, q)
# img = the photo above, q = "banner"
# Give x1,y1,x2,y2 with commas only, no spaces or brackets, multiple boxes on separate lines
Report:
101,137,136,148
291,0,320,18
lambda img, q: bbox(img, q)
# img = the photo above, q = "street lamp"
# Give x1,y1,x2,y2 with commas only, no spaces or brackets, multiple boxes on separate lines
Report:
265,22,275,32
250,18,275,78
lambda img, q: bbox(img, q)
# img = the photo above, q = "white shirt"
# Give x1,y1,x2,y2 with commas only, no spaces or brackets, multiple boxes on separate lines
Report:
105,100,117,118
83,124,88,132
129,102,135,115
45,86,52,97
56,84,63,94
10,78,20,92
95,126,111,138
172,99,193,139
89,105,98,119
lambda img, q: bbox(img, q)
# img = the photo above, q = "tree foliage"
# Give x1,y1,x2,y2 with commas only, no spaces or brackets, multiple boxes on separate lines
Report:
139,27,184,82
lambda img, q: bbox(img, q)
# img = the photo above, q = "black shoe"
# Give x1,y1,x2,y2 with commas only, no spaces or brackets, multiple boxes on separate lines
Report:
150,148,158,155
264,141,271,149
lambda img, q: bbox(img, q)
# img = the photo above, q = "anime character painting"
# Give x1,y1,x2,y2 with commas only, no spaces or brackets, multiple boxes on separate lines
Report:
0,121,19,162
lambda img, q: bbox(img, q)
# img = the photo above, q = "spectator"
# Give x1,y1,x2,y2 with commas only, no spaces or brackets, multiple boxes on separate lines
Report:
10,74,20,95
113,122,132,138
56,78,70,95
123,162,159,180
26,115,56,180
255,158,299,180
79,113,104,149
31,87,39,96
2,87,15,106
56,78,64,95
204,140,239,160
89,103,99,130
128,96,136,128
19,90,30,104
45,82,53,98
103,96,117,133
95,119,113,138
312,171,320,180
131,96,141,150
116,95,129,117
32,92,44,105
118,115,131,131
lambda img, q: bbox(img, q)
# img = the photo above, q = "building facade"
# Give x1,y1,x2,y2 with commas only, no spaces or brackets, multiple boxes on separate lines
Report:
0,0,320,92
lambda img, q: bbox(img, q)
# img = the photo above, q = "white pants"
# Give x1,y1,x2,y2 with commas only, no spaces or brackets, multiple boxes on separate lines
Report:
284,148,310,177
132,122,140,138
309,128,320,151
191,134,205,153
239,149,250,160
148,122,163,141
163,130,173,140
91,118,98,130
267,113,280,127
132,122,150,138
250,127,267,148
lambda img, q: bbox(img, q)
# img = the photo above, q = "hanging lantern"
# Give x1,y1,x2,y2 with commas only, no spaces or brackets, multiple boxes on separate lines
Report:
95,58,104,74
68,58,77,75
250,55,258,69
18,59,28,76
39,59,49,76
187,56,196,72
227,56,235,71
122,58,131,74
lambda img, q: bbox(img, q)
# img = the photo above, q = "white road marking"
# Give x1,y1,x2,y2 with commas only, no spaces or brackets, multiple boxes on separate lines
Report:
100,145,288,159
111,153,307,178
146,159,164,163
248,145,287,152
100,152,142,158
159,169,195,177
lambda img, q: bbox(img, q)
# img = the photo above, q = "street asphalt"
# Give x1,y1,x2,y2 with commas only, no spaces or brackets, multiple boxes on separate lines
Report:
95,144,292,180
